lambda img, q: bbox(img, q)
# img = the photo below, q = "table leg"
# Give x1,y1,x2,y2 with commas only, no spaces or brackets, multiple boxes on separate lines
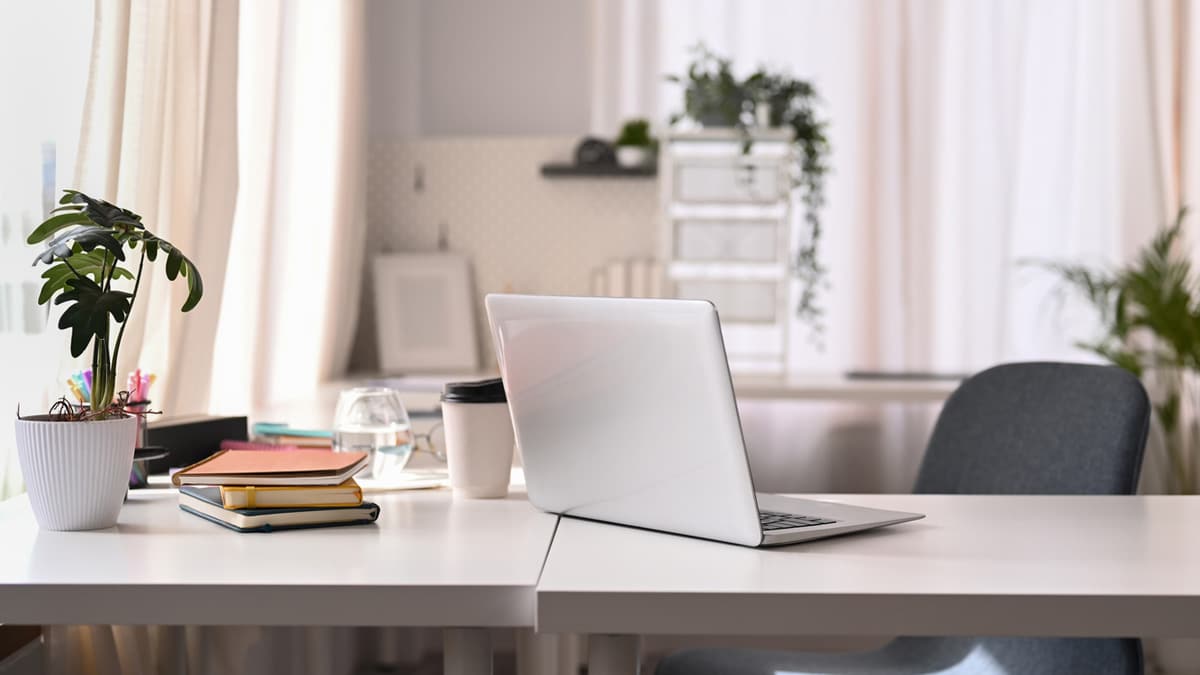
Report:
42,626,69,675
515,628,557,675
304,626,336,675
589,634,642,675
157,625,186,673
444,627,492,675
561,633,585,675
88,627,120,675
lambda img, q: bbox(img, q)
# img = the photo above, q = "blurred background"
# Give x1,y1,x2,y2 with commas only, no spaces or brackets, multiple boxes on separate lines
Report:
2,0,1195,498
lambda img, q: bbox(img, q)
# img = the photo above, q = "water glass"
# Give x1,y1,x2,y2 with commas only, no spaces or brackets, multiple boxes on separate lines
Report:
332,387,413,480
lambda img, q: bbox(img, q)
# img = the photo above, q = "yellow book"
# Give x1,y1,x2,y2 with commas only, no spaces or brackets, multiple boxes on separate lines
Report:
218,478,363,510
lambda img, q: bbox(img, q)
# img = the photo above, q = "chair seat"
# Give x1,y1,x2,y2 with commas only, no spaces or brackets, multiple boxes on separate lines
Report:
656,637,1143,675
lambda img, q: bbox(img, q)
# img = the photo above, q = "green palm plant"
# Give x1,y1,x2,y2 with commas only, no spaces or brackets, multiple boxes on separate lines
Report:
26,190,203,417
1044,209,1200,492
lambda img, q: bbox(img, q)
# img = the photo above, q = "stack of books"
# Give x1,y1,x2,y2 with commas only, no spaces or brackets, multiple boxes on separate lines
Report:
172,449,379,532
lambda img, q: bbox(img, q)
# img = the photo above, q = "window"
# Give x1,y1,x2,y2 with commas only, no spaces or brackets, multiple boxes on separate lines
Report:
0,0,93,496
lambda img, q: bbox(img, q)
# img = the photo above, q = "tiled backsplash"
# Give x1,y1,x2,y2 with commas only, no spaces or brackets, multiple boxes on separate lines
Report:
354,136,660,370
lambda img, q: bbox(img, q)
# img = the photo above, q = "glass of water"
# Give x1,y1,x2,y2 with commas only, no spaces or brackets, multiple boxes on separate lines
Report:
332,387,413,480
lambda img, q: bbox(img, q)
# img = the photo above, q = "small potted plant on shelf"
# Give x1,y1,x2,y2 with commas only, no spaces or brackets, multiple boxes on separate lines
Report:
15,190,202,531
614,119,656,169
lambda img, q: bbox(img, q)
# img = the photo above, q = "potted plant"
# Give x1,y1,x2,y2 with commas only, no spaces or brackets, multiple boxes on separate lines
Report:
15,190,202,530
666,46,744,127
614,119,655,168
1044,211,1200,493
668,44,830,338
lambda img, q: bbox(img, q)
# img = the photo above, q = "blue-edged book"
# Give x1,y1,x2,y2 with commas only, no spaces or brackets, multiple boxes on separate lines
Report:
179,486,380,533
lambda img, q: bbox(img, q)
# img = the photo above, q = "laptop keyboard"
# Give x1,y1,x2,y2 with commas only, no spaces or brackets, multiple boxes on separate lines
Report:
760,510,838,531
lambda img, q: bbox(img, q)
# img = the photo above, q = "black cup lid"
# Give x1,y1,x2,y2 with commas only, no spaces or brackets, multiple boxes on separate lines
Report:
442,377,507,403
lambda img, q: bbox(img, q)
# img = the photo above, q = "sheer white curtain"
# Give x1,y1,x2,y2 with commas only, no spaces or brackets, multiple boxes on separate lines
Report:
48,0,239,671
71,0,368,420
600,0,1176,492
48,1,375,672
208,0,368,416
1146,0,1200,252
73,0,240,415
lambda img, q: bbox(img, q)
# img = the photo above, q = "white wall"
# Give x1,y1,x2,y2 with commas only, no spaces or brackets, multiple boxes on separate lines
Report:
366,0,422,138
355,137,659,371
366,0,593,138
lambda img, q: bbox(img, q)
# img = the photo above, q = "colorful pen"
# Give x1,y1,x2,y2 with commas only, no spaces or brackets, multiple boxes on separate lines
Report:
73,373,89,401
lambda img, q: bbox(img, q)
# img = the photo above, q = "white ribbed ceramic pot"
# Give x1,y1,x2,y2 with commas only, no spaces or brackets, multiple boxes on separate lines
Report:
14,415,136,531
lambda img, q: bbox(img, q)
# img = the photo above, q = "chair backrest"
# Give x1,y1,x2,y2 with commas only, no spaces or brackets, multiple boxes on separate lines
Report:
914,362,1150,495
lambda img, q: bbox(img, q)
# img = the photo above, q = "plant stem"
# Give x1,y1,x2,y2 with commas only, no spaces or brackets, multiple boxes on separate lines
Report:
100,249,111,290
109,246,146,389
91,335,107,411
62,257,87,282
90,329,100,409
90,246,121,412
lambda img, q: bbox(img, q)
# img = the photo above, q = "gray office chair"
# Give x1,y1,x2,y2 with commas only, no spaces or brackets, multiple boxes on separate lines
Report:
657,362,1151,675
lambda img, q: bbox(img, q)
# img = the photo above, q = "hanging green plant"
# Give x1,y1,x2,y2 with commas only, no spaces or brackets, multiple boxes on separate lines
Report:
668,44,831,338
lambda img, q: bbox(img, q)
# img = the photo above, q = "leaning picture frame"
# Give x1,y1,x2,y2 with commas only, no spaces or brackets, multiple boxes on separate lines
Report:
372,252,480,373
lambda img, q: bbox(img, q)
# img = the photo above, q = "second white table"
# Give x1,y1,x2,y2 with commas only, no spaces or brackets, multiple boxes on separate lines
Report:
536,494,1200,674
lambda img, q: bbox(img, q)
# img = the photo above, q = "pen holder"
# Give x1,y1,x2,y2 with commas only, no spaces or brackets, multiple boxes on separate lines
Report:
128,399,150,446
127,400,159,489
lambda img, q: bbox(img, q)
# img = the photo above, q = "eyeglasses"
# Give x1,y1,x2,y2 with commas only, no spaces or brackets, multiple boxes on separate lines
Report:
412,421,446,462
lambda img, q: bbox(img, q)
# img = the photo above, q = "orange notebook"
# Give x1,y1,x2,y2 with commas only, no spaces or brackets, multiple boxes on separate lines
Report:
171,449,368,487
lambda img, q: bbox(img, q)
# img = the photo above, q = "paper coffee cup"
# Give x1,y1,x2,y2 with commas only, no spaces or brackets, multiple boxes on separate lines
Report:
441,378,514,499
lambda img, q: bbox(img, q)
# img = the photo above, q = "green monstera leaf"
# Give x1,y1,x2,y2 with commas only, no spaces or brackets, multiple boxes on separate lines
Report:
57,189,144,230
33,224,126,265
138,234,204,312
54,276,133,358
25,211,92,244
37,249,134,305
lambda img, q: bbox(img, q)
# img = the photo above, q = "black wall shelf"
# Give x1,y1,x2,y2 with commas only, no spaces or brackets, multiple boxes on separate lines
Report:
540,163,657,178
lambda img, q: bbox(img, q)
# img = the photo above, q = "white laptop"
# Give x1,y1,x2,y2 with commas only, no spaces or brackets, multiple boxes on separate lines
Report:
485,294,923,547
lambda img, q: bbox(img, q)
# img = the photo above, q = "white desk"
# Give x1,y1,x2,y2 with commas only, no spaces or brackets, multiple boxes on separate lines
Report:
308,372,960,412
731,374,959,403
0,486,558,674
536,494,1200,674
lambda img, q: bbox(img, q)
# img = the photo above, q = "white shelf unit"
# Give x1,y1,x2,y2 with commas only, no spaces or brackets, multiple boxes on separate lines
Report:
659,129,795,373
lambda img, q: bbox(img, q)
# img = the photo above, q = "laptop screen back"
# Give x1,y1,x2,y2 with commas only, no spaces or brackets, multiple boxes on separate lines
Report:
485,294,763,546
